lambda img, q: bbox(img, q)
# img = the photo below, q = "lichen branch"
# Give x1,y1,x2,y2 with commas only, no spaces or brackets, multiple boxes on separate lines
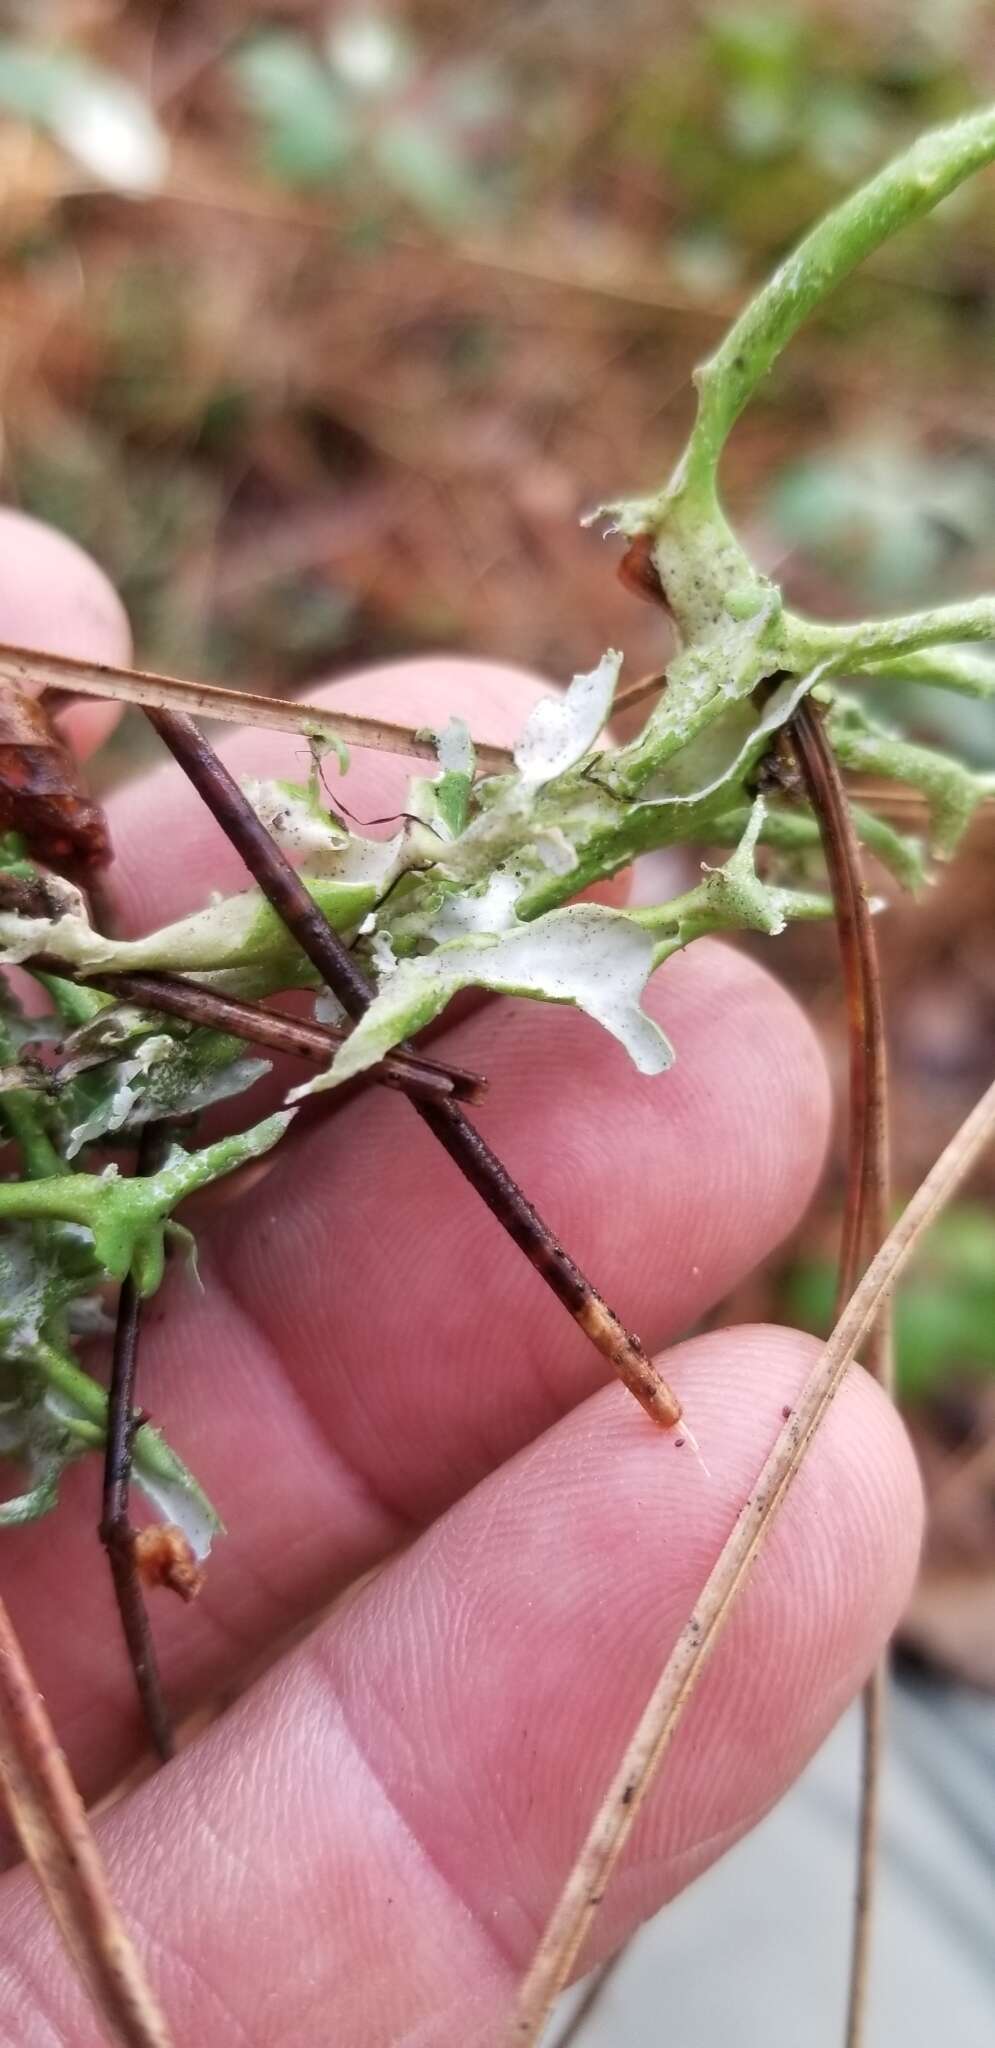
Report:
786,597,995,674
680,106,995,508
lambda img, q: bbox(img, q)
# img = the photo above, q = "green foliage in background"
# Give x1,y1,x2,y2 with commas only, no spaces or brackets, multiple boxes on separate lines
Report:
1,6,994,687
235,14,510,224
787,1205,995,1403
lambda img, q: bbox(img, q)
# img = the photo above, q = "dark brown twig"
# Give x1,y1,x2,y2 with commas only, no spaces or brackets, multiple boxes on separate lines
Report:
28,958,487,1107
846,1662,888,2048
144,708,376,1016
0,1597,174,2046
791,703,890,1316
790,702,893,1362
100,1124,176,1764
414,1097,672,1414
144,706,679,1426
791,700,892,2048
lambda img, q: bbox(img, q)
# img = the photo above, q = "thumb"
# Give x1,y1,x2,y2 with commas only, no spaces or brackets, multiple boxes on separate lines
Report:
0,508,131,757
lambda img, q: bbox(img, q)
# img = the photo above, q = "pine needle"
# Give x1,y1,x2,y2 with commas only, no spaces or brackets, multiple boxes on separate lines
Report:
0,1597,174,2047
791,700,893,2048
511,1073,995,2044
0,641,515,776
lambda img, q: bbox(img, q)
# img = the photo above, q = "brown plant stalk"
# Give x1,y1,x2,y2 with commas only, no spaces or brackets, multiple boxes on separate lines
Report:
791,701,893,2048
142,704,679,1427
791,703,892,1338
100,1123,177,1766
3,641,981,835
0,1596,174,2048
510,1072,995,2045
24,954,488,1107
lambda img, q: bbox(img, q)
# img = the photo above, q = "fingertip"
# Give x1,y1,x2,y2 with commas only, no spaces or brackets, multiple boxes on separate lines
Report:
643,936,832,1256
0,1327,922,2047
0,508,131,756
668,1323,924,1633
332,1321,922,1966
0,509,132,664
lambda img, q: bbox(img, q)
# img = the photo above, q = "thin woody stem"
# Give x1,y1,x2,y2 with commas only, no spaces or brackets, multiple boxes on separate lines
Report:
846,1663,887,2048
28,958,487,1107
789,703,894,1357
791,704,887,1315
413,1096,672,1418
100,1123,176,1765
144,707,679,1426
144,707,376,1017
791,700,892,2048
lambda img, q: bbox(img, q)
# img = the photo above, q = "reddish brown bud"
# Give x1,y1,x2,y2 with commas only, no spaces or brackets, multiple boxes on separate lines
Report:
617,534,667,608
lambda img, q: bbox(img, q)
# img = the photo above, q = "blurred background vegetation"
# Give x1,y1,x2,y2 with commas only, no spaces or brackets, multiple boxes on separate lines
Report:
1,0,993,1683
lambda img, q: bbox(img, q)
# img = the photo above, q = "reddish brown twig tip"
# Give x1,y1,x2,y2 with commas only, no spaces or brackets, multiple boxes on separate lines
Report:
576,1297,680,1425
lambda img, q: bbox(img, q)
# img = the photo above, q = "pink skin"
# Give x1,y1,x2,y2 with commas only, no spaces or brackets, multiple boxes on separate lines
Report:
0,509,131,757
0,515,922,2045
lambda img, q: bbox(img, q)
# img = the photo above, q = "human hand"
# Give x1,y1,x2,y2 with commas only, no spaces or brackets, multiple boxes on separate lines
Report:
0,512,921,2046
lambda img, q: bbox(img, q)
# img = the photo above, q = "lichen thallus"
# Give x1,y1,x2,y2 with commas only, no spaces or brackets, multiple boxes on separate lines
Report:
0,673,681,1758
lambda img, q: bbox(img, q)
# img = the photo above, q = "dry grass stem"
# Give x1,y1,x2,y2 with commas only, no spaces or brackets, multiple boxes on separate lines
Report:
0,1597,174,2048
0,641,515,776
846,1658,888,2048
101,1126,176,1765
511,1071,995,2045
610,672,667,717
550,1950,627,2047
